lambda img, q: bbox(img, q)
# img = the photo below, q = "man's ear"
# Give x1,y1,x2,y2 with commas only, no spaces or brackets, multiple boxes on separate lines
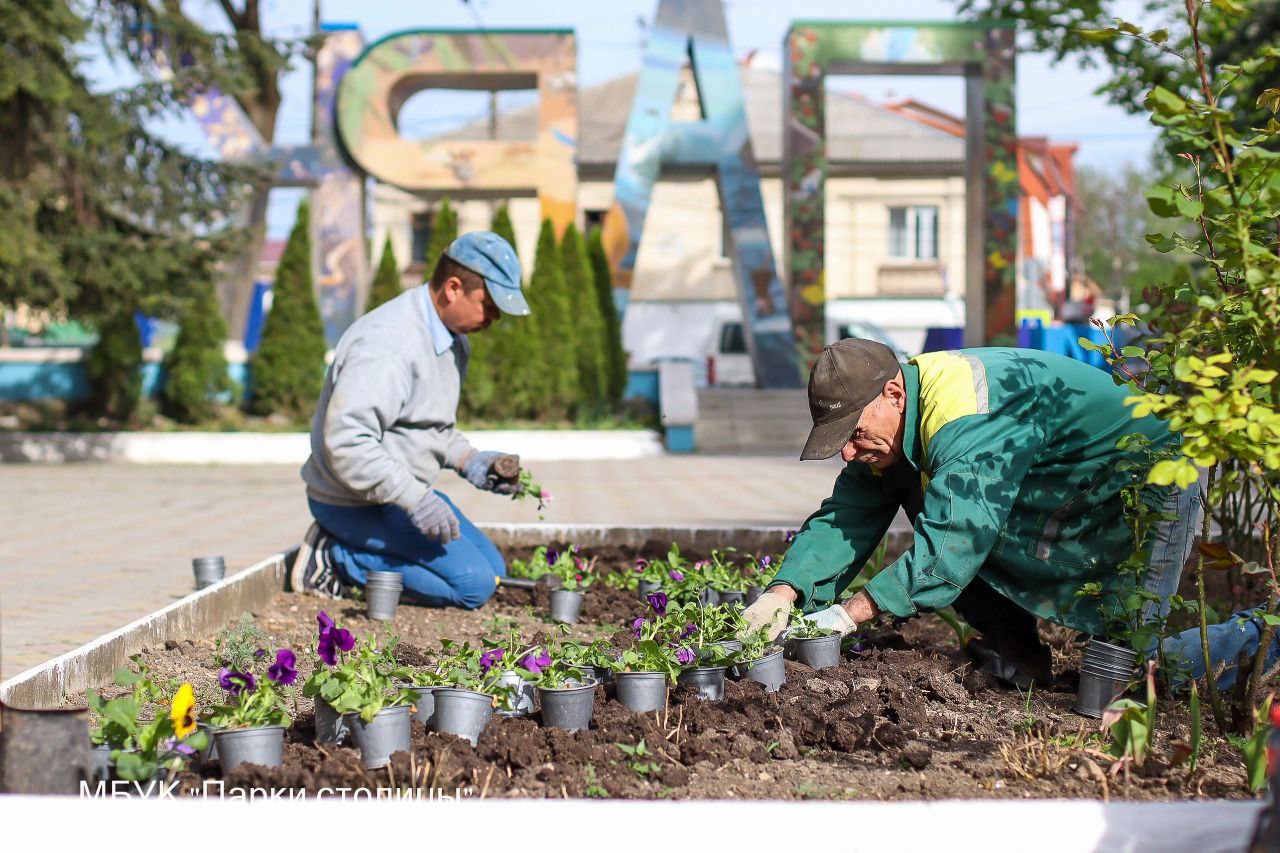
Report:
884,372,907,411
441,276,464,304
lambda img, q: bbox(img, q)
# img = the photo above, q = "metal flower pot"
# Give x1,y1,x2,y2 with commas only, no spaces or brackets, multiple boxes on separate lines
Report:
745,586,764,606
1074,666,1132,718
677,666,726,701
314,698,352,745
549,589,584,624
91,744,113,783
432,688,494,746
214,725,285,772
197,723,220,762
538,682,597,732
789,633,842,669
0,704,93,795
404,685,439,727
697,587,720,606
737,648,786,692
494,670,535,715
637,579,661,598
352,704,412,770
364,571,403,621
614,671,668,713
718,590,746,607
192,556,225,590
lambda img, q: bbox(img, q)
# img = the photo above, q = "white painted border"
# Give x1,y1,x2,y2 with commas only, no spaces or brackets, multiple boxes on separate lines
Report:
0,429,664,464
0,797,1262,852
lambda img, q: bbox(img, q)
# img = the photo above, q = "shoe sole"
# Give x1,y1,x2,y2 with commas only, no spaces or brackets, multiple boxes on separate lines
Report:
288,523,321,593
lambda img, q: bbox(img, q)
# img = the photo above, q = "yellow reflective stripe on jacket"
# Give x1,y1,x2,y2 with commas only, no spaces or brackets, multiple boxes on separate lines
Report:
909,351,991,478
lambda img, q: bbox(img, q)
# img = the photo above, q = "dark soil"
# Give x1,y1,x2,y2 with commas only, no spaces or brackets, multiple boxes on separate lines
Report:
87,544,1259,802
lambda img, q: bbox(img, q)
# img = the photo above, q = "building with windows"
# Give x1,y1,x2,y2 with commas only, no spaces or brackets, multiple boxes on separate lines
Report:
372,57,1077,371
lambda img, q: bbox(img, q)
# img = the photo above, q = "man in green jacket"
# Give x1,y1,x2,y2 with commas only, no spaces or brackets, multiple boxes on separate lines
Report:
742,339,1203,688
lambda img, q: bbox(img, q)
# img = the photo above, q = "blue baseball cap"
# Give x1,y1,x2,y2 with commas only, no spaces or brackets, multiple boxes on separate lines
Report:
443,231,529,316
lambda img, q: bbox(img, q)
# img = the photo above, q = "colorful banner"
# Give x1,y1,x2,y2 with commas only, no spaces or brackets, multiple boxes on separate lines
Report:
607,0,799,388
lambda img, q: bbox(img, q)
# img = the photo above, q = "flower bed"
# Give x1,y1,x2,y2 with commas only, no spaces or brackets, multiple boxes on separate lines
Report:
79,542,1259,801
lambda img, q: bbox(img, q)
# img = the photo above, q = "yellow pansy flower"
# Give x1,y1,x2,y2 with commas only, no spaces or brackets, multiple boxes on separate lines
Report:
170,683,197,739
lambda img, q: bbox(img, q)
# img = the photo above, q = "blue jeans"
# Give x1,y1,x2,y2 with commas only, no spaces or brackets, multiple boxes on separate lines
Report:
309,493,506,609
1145,482,1280,689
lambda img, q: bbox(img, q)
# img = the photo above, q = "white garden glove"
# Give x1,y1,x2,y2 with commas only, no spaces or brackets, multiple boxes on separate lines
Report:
408,491,460,544
741,591,792,642
807,604,858,637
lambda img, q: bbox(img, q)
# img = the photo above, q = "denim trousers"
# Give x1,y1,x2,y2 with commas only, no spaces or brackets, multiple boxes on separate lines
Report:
1143,481,1280,689
309,492,506,609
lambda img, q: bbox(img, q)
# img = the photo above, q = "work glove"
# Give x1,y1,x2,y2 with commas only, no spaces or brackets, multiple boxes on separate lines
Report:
741,591,792,643
408,491,460,544
806,604,858,637
461,450,520,495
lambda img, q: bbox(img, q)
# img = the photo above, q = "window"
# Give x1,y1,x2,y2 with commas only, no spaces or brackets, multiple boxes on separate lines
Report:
718,322,747,355
410,211,434,264
887,205,939,261
584,209,607,232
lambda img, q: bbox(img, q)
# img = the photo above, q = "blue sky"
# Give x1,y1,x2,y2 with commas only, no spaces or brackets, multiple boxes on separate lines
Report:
88,0,1160,238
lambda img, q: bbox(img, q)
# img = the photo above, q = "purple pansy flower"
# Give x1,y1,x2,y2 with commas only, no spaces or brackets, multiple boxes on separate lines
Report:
479,648,505,674
519,648,552,675
760,555,773,568
680,622,696,640
218,668,256,696
634,558,649,573
669,570,684,582
317,611,335,634
675,647,696,666
546,548,559,566
316,620,355,666
163,737,197,757
646,591,668,616
632,617,647,638
267,648,298,685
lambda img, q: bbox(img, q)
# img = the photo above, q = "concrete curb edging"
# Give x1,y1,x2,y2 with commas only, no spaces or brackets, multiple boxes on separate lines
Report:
0,553,287,709
0,429,665,464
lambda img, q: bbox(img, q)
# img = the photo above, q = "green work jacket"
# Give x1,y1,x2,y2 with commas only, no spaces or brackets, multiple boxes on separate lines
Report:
772,348,1177,636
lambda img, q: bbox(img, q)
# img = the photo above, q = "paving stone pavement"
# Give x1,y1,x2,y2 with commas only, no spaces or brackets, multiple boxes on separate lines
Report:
0,456,851,680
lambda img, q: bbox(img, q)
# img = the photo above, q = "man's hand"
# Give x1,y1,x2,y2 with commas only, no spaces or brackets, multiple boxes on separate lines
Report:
806,604,858,637
461,450,520,494
741,588,796,642
408,492,460,544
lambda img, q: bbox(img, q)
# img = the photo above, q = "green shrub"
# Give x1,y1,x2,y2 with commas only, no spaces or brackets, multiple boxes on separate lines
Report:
525,219,578,419
561,224,605,413
162,276,231,422
425,198,458,272
460,204,519,422
250,199,326,420
588,227,627,405
84,312,142,423
365,235,402,313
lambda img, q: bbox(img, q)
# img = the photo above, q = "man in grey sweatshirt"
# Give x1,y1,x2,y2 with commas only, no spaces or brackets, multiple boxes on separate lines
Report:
289,231,529,608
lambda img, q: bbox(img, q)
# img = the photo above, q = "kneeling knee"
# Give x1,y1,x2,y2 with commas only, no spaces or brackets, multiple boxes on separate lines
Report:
456,577,498,610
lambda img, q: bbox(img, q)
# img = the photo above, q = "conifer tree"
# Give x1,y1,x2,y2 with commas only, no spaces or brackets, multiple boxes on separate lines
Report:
365,236,402,313
162,276,232,423
460,205,519,423
424,198,458,272
560,224,605,414
250,199,326,420
524,220,577,420
588,227,628,406
84,314,143,423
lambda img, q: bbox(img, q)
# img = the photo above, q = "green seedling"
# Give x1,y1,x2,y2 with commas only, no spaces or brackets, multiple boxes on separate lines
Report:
615,739,661,777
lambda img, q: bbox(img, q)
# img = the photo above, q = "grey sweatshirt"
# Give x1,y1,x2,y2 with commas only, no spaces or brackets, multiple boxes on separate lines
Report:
300,286,474,511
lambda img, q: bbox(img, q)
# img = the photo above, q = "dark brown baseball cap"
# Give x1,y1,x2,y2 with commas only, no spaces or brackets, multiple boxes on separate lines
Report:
800,339,903,460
